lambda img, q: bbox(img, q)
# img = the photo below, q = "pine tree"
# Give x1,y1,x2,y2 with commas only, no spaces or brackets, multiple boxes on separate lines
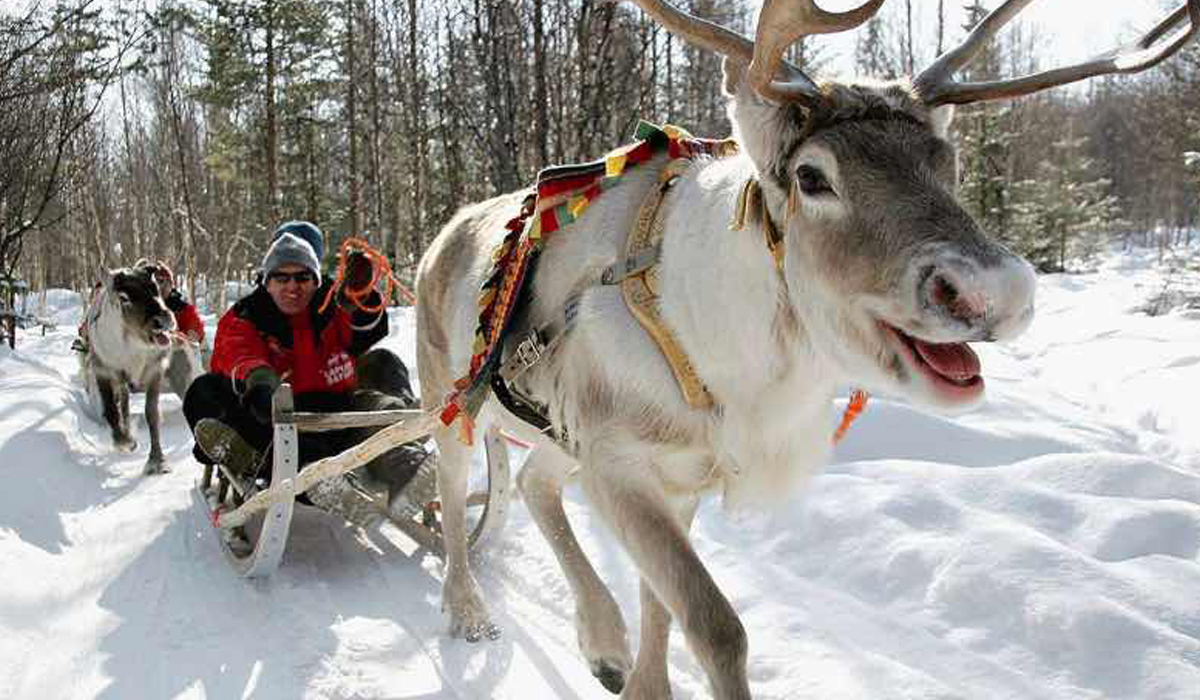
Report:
854,17,895,79
187,0,336,241
955,2,1019,250
1014,136,1123,272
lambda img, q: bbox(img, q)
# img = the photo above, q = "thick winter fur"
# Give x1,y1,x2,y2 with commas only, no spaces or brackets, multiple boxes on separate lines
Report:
415,72,1036,699
83,265,177,475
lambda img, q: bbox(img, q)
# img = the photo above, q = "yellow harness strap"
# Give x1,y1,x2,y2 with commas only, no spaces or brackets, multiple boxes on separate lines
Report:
622,159,714,409
733,178,786,272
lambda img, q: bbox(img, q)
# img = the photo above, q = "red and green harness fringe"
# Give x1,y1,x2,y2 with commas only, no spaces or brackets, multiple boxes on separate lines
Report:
439,121,738,443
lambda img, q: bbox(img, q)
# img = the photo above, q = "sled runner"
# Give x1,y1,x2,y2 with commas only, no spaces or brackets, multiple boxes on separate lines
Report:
195,383,512,577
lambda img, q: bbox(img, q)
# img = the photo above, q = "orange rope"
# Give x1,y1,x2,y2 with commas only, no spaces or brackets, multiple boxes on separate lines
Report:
318,237,418,314
833,389,869,444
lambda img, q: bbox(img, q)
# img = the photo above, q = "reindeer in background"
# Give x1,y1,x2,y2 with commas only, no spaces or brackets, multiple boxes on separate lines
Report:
415,1,1199,697
82,263,177,475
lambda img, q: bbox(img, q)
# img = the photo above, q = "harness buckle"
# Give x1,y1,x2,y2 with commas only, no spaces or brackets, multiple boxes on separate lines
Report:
513,331,544,373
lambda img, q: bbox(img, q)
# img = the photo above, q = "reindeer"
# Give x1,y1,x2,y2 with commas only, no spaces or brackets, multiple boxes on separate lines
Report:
82,263,177,475
415,1,1199,697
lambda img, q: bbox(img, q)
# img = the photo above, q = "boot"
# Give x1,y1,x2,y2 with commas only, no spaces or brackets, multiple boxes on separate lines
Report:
386,448,439,521
195,419,265,480
304,474,383,528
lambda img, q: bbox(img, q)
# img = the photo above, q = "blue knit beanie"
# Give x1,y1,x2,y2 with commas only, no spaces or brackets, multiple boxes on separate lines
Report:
272,221,325,261
262,233,321,285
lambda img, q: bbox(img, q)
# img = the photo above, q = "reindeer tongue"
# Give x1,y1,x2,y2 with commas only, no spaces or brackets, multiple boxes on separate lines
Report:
912,339,981,383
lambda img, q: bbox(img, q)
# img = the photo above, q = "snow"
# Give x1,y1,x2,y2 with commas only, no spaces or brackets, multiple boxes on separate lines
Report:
2,243,1199,699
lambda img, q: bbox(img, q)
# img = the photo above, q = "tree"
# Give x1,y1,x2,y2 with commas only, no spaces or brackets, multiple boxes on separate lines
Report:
1013,136,1124,272
854,16,896,78
954,1,1020,250
0,1,143,285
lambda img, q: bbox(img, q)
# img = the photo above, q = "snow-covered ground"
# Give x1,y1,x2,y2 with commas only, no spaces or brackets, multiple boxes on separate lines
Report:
1,244,1198,699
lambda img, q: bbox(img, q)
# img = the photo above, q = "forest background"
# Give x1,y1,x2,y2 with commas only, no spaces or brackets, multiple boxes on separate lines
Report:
3,0,1200,315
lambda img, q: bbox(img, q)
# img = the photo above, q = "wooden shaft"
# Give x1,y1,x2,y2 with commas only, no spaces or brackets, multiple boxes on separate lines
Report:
290,408,425,432
216,409,442,529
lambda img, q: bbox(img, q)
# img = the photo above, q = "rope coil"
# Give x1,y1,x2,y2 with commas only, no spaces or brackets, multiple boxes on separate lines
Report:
318,237,417,314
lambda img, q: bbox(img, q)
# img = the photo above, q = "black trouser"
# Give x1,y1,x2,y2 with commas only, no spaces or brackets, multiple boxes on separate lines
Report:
183,348,426,492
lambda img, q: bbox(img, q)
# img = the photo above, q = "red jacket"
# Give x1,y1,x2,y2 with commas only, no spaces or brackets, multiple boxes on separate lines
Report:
173,303,205,343
165,290,205,343
210,284,387,396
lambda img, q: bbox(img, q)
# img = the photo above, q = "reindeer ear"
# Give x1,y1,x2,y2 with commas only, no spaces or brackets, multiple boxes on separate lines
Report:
106,267,127,291
929,104,955,139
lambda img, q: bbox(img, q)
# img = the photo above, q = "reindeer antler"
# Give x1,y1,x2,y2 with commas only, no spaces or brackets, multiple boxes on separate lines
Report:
915,0,1200,105
748,0,886,103
615,0,886,107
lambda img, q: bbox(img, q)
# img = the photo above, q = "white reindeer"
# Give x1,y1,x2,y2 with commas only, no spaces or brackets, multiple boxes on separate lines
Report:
414,1,1199,697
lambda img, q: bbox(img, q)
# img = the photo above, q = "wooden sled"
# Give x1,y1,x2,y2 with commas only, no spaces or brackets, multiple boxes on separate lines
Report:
195,384,511,577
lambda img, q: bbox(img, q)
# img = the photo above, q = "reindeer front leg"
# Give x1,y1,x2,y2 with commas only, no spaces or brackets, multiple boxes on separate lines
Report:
518,444,632,693
142,375,168,475
623,495,698,700
583,463,749,700
434,425,501,642
97,377,136,452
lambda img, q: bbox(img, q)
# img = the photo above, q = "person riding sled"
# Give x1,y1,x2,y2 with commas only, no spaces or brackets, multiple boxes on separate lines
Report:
183,221,434,524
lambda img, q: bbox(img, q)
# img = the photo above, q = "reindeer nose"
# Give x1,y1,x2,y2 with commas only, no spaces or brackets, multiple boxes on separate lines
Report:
151,313,174,332
919,254,1035,341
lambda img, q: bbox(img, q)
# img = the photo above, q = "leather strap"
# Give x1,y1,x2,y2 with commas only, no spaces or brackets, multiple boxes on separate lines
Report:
621,160,713,409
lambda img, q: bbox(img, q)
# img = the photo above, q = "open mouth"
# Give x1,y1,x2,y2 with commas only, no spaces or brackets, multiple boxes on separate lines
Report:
879,321,984,403
152,331,173,348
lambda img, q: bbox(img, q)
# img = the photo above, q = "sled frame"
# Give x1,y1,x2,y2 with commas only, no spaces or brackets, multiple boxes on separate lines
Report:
196,383,511,578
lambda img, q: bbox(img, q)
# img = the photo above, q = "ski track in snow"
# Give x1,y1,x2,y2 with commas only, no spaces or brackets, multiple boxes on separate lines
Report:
1,244,1199,699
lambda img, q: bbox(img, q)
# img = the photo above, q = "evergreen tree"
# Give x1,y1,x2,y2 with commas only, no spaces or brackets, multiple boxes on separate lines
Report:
187,0,336,240
854,17,895,79
954,2,1019,250
1014,136,1123,272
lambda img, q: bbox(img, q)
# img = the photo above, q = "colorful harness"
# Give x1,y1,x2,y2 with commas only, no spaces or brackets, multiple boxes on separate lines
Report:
439,121,868,445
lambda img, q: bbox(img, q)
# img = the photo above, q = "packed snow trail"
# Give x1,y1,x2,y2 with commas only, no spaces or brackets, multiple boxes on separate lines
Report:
1,245,1199,699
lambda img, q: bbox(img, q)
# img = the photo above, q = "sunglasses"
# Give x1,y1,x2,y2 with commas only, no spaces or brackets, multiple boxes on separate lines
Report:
267,270,317,284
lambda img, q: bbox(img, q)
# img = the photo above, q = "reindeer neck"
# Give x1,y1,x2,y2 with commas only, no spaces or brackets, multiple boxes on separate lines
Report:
657,155,837,414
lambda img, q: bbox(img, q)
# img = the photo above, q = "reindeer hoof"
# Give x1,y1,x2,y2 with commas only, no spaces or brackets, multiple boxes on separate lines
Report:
461,622,502,643
115,436,138,453
143,457,169,475
591,661,626,695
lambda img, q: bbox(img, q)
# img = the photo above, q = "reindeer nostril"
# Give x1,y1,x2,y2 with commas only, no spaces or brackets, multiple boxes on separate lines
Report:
932,274,958,309
928,271,981,324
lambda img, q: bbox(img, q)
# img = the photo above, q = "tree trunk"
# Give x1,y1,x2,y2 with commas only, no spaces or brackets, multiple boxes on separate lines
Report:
264,0,279,224
905,0,914,74
532,0,548,165
346,0,362,239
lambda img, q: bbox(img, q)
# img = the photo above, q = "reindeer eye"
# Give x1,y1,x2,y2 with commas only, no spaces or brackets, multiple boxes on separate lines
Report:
117,291,131,304
796,165,834,196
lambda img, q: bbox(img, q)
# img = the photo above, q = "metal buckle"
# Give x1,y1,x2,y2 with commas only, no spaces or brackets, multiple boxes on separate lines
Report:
514,332,543,371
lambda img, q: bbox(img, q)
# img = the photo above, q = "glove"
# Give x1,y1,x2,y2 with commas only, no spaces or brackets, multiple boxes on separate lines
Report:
344,251,374,295
164,288,186,312
243,367,281,425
